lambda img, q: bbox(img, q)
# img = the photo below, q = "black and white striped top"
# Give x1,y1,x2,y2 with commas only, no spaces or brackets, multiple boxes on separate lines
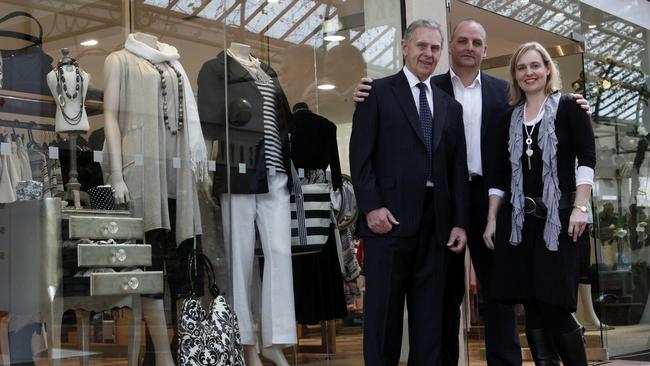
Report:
256,79,286,174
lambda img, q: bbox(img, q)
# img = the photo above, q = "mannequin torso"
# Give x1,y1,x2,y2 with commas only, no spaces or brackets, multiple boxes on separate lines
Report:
47,65,90,133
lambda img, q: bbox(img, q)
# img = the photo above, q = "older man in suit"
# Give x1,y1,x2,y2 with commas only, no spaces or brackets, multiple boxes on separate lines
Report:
350,19,468,366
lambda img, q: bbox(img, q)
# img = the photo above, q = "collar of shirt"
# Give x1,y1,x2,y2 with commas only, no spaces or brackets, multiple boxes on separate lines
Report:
449,68,481,89
402,67,434,116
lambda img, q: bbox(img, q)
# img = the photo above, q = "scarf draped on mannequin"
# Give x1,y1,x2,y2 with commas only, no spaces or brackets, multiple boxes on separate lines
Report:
124,34,207,181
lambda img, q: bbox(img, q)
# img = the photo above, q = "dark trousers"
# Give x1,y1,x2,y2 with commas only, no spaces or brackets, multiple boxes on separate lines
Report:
363,188,447,366
441,178,521,366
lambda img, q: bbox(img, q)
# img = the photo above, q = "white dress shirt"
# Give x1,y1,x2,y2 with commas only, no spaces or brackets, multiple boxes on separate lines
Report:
403,67,434,187
450,68,483,176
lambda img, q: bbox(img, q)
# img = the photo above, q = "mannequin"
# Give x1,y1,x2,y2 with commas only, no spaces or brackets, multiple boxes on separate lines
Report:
103,32,207,365
46,49,90,133
197,42,296,366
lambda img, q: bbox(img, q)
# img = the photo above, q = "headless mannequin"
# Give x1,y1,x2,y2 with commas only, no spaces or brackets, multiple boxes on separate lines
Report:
46,50,90,133
226,42,291,366
104,32,174,366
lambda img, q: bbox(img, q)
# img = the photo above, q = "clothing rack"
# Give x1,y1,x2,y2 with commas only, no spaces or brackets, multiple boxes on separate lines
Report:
0,118,55,131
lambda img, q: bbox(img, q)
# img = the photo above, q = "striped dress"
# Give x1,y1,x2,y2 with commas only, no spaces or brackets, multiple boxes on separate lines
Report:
256,79,286,174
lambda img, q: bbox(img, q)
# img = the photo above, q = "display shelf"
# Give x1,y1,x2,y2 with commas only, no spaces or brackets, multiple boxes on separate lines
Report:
0,88,103,118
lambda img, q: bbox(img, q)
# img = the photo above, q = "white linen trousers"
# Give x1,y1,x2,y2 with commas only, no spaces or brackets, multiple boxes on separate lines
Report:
221,173,297,347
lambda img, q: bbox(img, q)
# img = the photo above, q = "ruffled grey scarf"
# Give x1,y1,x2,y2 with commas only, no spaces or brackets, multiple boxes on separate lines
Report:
509,92,562,251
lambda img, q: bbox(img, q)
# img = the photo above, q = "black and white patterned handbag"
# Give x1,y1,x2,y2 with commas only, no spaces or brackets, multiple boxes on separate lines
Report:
178,250,244,366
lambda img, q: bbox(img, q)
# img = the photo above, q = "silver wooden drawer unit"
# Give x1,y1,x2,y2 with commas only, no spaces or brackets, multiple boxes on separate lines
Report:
90,271,164,296
68,216,144,240
77,244,152,267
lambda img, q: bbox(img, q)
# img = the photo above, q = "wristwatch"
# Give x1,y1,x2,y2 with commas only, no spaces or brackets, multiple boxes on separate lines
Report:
573,204,589,213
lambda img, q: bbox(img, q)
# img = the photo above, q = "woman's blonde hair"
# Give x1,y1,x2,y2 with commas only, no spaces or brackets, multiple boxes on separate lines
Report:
508,41,562,106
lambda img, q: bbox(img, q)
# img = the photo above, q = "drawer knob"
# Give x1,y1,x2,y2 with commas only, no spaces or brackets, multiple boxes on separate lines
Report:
114,249,127,262
100,222,119,236
122,277,139,291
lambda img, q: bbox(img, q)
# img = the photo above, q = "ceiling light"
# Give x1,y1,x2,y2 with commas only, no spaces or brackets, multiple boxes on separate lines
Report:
519,0,529,4
588,24,597,29
80,39,98,46
317,83,335,91
554,12,565,18
324,34,345,42
267,0,280,3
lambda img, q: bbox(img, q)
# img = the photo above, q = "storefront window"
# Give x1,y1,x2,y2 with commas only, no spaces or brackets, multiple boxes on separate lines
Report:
0,1,402,364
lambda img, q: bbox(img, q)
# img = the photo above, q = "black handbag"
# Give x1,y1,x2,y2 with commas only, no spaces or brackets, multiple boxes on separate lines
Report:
0,11,53,95
178,249,245,366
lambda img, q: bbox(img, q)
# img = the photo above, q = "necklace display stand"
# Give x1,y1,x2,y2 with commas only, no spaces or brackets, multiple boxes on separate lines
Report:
47,48,90,209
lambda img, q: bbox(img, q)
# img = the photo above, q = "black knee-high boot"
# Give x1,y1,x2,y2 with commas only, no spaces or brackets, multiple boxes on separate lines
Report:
525,328,560,366
553,327,588,366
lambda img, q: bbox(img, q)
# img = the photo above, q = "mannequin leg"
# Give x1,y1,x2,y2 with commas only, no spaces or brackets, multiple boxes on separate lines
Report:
141,298,174,366
221,193,258,345
261,345,290,366
244,345,264,366
576,284,605,329
255,174,297,348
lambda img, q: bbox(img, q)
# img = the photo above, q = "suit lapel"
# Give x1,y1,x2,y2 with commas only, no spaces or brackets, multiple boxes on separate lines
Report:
437,72,455,98
432,84,447,152
391,72,425,145
480,74,491,141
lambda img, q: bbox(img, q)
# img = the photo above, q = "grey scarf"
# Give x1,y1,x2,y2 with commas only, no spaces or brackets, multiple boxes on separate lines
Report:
509,92,562,251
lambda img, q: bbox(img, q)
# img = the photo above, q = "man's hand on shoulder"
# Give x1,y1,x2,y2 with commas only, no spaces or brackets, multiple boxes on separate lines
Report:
353,77,373,103
571,93,592,116
366,207,399,235
447,227,467,253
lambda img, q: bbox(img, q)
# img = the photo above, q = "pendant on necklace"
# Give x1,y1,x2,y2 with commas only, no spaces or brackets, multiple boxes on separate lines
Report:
526,148,533,157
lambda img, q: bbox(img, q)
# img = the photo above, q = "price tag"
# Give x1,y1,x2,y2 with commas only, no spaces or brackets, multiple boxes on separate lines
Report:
172,157,181,169
0,143,10,156
238,163,246,174
298,168,305,178
208,160,216,172
269,166,276,176
134,154,144,166
93,150,103,163
48,146,59,159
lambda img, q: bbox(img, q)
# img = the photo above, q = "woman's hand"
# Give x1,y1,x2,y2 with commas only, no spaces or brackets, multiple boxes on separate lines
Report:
483,217,497,250
568,208,589,242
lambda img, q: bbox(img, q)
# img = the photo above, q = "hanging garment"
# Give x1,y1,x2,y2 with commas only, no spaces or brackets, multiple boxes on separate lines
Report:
0,155,16,203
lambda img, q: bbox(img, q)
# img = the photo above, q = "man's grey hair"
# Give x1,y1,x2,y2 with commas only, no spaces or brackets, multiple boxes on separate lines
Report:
403,19,444,44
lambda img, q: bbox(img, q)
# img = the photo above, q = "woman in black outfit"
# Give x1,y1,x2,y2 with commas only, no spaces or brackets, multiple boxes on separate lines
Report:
483,42,595,366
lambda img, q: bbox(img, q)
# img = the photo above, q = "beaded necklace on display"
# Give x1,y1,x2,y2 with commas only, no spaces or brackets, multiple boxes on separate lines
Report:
55,61,84,125
147,60,184,135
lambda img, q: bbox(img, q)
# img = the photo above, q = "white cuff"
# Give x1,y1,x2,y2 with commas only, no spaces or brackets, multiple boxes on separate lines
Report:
488,188,506,198
576,166,594,187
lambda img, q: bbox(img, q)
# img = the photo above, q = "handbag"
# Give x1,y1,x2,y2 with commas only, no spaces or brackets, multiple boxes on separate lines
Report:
290,164,333,253
177,249,245,366
88,185,115,210
0,11,53,95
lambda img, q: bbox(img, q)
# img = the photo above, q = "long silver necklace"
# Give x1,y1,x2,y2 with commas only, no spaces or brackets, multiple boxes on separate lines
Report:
523,101,543,170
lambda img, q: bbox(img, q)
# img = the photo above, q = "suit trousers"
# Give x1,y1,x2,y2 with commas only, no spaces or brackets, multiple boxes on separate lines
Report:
363,188,447,366
442,178,521,366
221,173,297,347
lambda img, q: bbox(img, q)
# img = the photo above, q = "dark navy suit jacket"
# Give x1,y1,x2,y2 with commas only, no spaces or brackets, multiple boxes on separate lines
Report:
350,70,469,245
